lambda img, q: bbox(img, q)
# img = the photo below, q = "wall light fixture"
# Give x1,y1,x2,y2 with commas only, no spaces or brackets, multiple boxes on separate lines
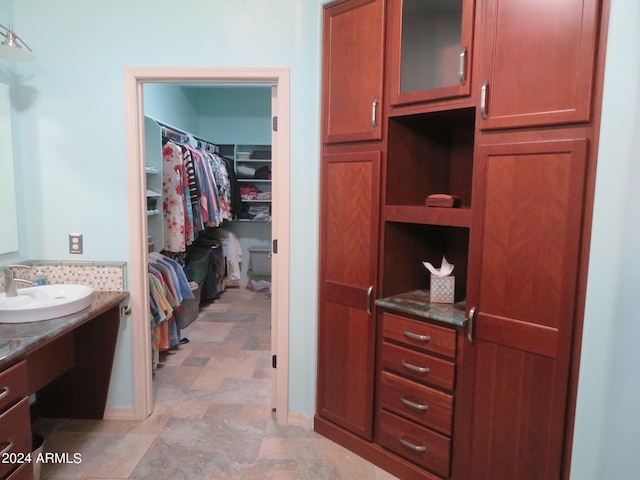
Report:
0,23,34,61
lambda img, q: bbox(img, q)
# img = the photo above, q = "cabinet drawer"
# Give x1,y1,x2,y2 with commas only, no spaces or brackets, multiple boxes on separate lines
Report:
382,341,455,390
378,409,451,478
0,362,28,413
0,397,31,479
380,371,453,435
6,462,32,480
382,312,456,358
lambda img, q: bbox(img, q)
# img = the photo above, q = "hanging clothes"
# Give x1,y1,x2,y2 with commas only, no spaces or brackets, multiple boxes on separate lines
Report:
148,252,195,368
161,138,237,255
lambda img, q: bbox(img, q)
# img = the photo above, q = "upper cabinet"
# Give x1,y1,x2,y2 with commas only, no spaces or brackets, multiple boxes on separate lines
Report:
322,0,385,144
387,0,476,107
477,0,601,129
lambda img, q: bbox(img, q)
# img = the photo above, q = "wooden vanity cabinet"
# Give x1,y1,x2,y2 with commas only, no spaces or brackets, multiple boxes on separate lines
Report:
386,0,476,107
4,464,31,480
322,0,385,144
0,362,31,480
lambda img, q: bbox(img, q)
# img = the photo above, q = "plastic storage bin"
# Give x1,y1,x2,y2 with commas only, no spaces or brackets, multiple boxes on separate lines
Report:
248,247,272,274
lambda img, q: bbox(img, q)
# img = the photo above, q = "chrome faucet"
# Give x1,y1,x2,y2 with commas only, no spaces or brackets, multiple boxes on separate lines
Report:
3,264,33,297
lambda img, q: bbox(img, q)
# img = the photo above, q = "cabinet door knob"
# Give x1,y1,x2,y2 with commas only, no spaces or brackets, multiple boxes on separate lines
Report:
459,47,468,85
366,285,374,316
480,81,489,119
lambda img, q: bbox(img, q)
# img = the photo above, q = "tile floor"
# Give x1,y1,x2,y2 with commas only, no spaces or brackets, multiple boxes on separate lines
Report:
33,287,399,479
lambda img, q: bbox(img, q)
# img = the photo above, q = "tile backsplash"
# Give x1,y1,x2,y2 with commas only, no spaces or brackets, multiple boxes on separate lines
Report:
0,261,126,293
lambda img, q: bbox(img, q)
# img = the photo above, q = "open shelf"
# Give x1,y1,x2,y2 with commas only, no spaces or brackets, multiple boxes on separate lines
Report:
383,205,471,227
381,222,469,302
385,107,475,211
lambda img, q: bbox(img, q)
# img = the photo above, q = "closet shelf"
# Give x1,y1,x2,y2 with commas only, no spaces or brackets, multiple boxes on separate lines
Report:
238,179,271,183
383,204,472,228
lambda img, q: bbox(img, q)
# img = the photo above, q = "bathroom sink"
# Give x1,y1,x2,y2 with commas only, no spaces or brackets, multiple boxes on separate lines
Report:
0,284,93,323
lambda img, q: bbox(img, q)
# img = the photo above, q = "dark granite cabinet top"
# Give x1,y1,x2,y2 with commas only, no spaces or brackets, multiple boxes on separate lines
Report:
375,289,467,327
0,291,129,369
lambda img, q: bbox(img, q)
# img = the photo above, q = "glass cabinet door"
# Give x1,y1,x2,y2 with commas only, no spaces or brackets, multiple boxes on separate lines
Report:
388,0,475,106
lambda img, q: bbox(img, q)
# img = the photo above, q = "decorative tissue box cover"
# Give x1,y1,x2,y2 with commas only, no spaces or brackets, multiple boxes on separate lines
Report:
430,275,455,304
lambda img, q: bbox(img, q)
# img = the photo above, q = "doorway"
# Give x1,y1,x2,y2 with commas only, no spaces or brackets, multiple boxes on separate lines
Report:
124,67,290,424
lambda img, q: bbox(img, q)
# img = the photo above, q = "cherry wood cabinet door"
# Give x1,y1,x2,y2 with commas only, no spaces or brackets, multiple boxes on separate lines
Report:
477,0,601,129
316,150,381,440
387,0,476,106
322,0,385,144
465,139,588,479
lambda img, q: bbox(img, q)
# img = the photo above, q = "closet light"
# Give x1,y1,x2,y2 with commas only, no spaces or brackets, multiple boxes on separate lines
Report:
0,23,34,61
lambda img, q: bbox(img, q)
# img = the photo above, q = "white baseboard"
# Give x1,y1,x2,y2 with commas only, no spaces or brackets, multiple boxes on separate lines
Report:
287,411,312,429
103,405,136,421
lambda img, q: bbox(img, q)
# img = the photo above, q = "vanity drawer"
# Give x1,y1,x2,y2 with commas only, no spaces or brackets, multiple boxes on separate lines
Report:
382,341,455,390
378,409,451,478
0,397,31,479
0,362,28,413
5,462,32,480
382,312,456,359
380,371,453,435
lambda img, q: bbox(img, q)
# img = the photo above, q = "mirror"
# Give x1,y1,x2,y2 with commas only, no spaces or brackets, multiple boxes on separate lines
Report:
0,81,19,254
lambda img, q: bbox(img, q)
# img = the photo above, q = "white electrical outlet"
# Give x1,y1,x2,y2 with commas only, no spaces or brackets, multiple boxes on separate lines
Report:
69,233,83,254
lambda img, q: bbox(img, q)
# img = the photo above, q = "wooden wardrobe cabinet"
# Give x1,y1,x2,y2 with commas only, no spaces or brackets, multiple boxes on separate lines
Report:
321,0,385,144
316,150,382,440
316,0,608,478
464,138,589,479
476,0,601,129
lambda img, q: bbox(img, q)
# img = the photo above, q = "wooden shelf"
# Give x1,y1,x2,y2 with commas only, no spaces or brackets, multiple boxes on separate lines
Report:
383,205,471,228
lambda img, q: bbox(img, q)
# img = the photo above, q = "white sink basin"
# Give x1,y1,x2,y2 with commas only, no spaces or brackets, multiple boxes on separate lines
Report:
0,284,93,323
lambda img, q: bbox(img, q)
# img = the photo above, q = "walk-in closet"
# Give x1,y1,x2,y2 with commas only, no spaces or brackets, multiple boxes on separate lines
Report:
141,83,274,407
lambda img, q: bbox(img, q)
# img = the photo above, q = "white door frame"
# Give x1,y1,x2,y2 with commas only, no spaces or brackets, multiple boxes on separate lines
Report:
123,66,290,424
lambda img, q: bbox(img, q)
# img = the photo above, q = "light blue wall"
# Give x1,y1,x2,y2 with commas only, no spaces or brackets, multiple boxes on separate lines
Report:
570,0,640,478
5,1,638,476
143,83,200,134
9,0,323,418
195,86,272,144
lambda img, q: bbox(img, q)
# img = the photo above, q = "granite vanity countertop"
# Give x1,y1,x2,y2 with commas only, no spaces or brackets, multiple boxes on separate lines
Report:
0,291,129,369
375,289,467,327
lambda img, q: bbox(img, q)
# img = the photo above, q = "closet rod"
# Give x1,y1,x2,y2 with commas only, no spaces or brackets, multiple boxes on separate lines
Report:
193,135,220,154
150,116,219,153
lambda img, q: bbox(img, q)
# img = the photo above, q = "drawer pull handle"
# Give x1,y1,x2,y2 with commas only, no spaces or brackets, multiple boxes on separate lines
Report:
402,330,431,342
401,360,430,374
371,98,379,129
459,47,467,85
401,396,429,411
480,81,489,120
0,440,13,456
0,386,9,400
399,437,427,453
